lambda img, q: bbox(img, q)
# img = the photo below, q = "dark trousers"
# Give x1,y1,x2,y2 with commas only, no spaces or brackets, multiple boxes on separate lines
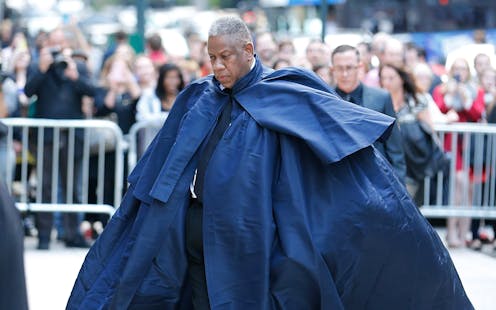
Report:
186,199,211,310
86,151,126,227
36,133,82,244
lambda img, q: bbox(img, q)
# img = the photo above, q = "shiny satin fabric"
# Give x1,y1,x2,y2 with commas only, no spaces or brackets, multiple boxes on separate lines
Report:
67,58,472,309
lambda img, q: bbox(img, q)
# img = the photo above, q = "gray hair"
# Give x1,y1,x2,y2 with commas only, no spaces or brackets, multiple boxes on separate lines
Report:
208,16,252,45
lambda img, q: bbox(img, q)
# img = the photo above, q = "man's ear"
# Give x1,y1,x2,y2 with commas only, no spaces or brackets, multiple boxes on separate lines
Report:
245,42,254,56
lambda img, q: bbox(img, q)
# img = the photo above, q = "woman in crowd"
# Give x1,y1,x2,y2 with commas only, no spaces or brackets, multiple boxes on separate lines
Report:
1,50,32,182
94,54,141,135
480,67,496,120
134,55,158,123
379,64,435,188
379,63,450,217
432,57,485,248
1,31,28,73
276,38,296,65
379,63,433,124
313,64,333,86
135,62,184,154
272,58,291,70
88,53,141,220
412,62,459,124
3,50,32,117
469,66,496,250
155,63,185,113
433,58,484,126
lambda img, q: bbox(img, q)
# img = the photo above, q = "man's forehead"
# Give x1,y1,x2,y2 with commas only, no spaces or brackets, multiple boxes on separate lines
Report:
207,35,238,53
333,51,358,62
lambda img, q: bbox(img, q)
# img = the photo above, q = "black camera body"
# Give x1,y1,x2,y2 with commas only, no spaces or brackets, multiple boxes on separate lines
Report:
453,73,461,83
49,48,68,70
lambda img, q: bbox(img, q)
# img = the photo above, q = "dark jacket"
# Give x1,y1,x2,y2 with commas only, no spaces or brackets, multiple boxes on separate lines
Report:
24,60,95,146
93,87,138,135
25,60,95,120
68,60,472,309
336,83,407,183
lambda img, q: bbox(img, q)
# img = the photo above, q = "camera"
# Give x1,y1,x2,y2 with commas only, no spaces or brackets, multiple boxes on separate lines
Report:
48,48,68,70
453,73,461,83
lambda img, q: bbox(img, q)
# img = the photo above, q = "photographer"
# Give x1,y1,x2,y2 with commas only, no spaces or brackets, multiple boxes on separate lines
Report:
24,28,96,250
432,57,485,248
433,57,484,126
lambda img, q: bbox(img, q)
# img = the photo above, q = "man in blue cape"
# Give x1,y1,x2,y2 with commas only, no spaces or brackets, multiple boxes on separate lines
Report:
67,16,473,309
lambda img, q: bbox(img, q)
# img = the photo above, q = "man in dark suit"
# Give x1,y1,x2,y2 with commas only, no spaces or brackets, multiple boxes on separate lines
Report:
332,44,406,184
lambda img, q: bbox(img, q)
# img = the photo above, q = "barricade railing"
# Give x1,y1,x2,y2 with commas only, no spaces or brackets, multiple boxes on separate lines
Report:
1,118,125,217
9,118,490,218
127,119,164,173
420,122,496,219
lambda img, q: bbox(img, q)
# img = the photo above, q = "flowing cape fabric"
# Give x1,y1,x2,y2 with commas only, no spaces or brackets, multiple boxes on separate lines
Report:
67,60,472,309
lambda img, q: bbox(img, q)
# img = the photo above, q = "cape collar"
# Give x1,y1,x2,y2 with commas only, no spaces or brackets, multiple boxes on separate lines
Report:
147,60,266,204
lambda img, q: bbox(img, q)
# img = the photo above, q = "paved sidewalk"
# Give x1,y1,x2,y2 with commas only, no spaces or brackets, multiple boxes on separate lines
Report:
23,232,496,309
24,238,86,310
448,246,496,310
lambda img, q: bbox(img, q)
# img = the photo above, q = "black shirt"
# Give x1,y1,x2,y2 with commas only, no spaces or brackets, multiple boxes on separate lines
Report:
336,83,363,106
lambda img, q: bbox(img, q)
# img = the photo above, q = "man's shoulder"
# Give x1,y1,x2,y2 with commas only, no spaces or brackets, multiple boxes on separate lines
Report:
263,66,317,82
185,75,215,91
362,84,390,99
361,84,394,115
175,75,217,105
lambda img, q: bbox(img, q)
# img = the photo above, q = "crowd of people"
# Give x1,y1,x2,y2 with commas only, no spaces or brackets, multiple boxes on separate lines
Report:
0,14,495,251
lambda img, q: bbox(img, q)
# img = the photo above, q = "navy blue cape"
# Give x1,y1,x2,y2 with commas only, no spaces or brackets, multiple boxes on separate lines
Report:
67,59,472,309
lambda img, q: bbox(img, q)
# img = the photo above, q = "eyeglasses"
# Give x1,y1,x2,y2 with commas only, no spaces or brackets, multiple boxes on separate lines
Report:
333,65,359,74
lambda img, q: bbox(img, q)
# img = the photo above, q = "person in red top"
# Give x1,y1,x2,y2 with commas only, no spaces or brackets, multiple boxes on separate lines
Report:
145,33,167,67
432,57,485,248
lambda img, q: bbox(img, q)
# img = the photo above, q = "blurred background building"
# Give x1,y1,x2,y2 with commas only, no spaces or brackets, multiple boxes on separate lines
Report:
0,0,495,76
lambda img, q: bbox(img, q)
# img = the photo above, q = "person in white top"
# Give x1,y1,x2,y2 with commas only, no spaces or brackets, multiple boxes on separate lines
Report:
134,55,159,123
135,62,185,154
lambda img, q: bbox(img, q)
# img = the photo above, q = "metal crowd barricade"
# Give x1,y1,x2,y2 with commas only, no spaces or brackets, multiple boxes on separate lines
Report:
127,119,164,173
2,118,125,217
420,122,496,219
